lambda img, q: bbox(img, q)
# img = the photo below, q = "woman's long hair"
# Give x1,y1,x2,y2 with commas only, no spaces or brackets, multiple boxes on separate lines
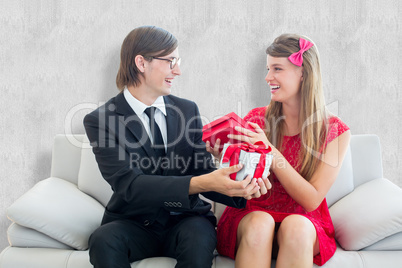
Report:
265,34,329,181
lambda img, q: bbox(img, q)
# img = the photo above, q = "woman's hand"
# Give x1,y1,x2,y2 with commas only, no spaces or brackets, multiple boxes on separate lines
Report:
245,174,272,200
228,122,272,148
206,139,222,160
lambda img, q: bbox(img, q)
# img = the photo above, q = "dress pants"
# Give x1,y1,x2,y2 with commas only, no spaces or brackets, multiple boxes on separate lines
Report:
88,215,217,268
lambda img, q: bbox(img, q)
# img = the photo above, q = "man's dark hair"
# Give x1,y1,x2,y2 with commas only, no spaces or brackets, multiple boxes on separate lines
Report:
116,26,178,90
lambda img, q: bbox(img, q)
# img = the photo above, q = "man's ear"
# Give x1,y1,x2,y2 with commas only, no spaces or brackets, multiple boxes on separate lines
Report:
135,55,146,73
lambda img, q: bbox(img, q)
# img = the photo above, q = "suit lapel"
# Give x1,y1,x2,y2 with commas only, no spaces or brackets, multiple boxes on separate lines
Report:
164,96,182,158
114,93,156,158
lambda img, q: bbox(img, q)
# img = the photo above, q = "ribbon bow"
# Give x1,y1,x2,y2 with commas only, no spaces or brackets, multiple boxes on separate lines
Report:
288,38,314,67
222,141,272,181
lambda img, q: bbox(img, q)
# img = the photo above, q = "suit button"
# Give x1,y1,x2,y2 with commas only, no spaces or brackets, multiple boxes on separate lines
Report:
144,220,150,226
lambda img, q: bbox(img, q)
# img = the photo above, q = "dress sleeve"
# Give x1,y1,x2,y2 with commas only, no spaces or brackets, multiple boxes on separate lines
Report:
243,106,267,129
326,116,350,144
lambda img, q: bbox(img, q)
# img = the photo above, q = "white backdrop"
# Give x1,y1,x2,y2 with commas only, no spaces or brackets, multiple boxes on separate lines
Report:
1,0,401,250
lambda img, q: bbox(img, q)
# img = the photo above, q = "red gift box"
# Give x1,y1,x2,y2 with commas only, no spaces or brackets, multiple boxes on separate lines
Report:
202,112,255,151
220,142,272,181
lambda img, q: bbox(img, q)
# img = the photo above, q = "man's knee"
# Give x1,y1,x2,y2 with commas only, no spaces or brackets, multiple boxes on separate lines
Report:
88,225,122,267
88,224,126,264
171,217,216,268
89,223,126,249
178,216,217,249
88,221,152,267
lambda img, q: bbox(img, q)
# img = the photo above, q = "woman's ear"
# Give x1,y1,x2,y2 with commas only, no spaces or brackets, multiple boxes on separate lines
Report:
135,55,146,73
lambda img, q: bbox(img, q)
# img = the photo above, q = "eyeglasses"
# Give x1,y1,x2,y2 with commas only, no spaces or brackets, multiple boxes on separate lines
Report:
151,57,181,69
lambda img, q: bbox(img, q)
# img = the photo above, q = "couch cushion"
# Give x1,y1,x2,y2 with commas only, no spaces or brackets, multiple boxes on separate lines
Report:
7,223,72,250
215,247,365,268
330,178,402,250
0,247,78,268
7,177,104,250
131,257,177,268
357,251,402,268
78,135,113,207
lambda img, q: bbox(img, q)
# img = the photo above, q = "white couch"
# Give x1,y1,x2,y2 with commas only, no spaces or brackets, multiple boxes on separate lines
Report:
1,134,402,268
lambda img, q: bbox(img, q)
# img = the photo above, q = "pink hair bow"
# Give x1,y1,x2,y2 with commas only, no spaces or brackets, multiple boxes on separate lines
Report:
288,38,314,67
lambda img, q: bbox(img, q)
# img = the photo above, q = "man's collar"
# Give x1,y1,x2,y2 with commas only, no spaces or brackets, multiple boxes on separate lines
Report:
123,88,167,116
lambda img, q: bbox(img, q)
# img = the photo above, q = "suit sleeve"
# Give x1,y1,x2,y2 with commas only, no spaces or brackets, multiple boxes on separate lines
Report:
83,112,193,211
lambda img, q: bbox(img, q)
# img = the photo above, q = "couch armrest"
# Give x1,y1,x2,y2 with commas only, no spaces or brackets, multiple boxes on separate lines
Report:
7,223,73,249
7,177,104,250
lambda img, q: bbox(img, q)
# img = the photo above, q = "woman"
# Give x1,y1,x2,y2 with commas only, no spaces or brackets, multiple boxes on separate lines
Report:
209,34,350,267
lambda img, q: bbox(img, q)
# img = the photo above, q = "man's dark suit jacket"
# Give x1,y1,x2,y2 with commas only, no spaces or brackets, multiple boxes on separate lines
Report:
84,92,246,228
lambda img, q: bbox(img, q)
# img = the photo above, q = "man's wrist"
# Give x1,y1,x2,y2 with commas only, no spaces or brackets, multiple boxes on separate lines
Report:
189,174,211,195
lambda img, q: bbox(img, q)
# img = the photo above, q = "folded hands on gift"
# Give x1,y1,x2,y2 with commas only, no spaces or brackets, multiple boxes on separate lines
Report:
205,121,273,200
211,165,271,200
245,174,271,200
190,163,271,200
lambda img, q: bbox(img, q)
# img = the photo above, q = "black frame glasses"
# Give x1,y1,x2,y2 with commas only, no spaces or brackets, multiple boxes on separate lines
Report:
151,57,181,69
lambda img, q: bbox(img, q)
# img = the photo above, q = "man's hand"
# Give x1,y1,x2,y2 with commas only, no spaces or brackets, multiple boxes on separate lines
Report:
206,138,222,161
189,164,271,199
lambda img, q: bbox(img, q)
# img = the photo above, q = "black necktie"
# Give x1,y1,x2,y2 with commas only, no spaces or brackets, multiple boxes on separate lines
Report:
144,107,166,158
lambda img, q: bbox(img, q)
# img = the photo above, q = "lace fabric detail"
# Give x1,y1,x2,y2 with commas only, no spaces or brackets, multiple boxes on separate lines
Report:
217,106,349,266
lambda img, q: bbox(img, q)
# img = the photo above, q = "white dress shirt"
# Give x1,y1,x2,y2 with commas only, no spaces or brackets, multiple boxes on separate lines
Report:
123,88,167,152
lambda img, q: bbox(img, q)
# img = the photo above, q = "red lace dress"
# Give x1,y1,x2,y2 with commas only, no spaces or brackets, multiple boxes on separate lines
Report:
216,106,350,266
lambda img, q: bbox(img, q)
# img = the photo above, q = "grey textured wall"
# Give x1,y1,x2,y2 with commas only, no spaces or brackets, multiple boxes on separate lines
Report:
1,0,401,250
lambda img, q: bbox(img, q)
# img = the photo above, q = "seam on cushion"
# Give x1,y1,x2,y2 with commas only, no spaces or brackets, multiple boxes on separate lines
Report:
6,223,15,246
0,247,11,266
357,251,367,267
64,250,74,268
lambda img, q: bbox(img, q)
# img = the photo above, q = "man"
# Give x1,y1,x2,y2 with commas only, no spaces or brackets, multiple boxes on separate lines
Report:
84,26,262,268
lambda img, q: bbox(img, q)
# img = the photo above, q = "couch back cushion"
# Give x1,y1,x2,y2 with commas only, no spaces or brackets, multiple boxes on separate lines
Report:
50,134,84,185
326,145,354,207
350,134,383,188
77,135,113,207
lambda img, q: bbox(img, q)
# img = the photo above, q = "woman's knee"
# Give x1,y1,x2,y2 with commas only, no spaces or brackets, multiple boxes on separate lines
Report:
277,215,316,248
237,211,275,248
